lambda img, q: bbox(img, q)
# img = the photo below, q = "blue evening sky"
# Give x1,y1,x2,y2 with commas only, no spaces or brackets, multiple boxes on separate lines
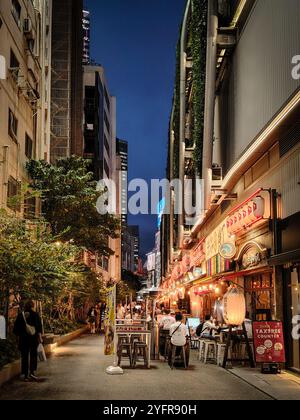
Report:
86,0,187,258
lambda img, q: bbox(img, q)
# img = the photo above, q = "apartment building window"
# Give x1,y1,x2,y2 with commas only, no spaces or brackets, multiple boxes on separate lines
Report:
24,196,36,220
104,111,110,134
104,134,110,156
12,0,21,29
10,49,20,83
8,109,18,141
7,176,21,211
25,133,33,159
104,87,110,112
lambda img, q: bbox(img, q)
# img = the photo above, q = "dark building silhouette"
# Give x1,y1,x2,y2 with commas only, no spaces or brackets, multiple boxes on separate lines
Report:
50,0,84,162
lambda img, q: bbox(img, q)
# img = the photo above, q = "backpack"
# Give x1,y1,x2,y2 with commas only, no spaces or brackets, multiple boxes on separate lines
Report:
196,323,204,337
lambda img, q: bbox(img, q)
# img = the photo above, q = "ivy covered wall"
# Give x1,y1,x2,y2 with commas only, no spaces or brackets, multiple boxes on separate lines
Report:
191,0,208,177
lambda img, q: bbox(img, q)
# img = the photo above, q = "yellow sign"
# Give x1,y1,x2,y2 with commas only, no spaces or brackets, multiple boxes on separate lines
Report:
104,285,116,356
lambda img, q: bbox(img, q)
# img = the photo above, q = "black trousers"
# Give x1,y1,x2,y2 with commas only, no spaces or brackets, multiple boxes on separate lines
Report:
20,344,38,377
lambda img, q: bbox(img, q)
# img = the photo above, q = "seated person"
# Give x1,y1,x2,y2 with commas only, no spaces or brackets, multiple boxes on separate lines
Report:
159,310,176,332
200,315,219,340
168,312,190,367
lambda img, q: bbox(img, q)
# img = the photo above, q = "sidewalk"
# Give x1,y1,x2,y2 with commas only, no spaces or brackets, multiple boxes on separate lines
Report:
227,367,300,400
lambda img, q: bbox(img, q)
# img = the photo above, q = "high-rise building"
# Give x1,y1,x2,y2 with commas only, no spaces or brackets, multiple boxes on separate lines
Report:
116,138,128,227
83,64,120,283
83,65,116,181
50,0,83,162
82,10,90,65
127,225,140,272
0,0,52,215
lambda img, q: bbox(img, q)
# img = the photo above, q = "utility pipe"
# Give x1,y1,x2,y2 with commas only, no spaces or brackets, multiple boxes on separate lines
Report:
202,0,218,214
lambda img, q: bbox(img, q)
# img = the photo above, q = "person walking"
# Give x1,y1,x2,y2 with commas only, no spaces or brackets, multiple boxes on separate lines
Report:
13,300,43,382
87,306,98,334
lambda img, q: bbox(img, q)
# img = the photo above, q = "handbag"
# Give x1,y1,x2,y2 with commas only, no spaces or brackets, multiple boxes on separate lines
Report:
22,312,36,336
37,343,47,362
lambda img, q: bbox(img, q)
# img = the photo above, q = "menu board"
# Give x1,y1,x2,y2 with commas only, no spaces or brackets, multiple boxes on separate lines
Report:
253,321,286,364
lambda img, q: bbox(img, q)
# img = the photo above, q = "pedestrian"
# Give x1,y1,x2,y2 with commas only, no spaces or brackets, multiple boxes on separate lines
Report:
13,300,43,382
87,306,97,334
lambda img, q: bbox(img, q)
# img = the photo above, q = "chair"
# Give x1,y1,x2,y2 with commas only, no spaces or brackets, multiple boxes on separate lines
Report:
198,339,207,361
203,340,217,364
132,342,148,368
216,343,232,366
117,336,132,367
170,345,188,370
164,336,171,361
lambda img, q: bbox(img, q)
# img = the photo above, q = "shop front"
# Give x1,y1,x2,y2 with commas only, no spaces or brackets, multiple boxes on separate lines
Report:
235,241,274,322
269,249,300,372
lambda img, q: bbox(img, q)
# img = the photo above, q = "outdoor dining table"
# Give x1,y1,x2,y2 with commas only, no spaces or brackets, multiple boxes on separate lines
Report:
116,330,152,369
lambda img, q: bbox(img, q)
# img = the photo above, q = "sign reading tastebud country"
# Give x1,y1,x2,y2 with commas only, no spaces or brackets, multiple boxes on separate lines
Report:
253,321,286,364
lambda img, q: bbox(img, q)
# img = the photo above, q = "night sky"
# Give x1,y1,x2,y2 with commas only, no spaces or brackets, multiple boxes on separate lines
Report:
86,0,187,258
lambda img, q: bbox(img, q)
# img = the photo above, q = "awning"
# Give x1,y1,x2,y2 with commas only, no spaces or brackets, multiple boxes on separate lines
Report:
269,249,300,266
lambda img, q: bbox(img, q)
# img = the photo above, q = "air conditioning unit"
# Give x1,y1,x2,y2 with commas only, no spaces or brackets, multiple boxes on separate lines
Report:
217,28,236,49
211,165,223,189
23,18,34,39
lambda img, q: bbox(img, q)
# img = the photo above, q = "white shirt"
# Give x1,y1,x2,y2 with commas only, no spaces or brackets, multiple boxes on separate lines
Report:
159,315,176,331
169,322,188,346
0,315,6,340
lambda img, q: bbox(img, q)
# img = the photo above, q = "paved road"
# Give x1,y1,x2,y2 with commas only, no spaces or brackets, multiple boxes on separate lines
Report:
0,335,271,400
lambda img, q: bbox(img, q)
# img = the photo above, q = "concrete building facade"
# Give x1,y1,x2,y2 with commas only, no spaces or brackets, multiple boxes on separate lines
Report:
161,0,300,371
0,0,52,215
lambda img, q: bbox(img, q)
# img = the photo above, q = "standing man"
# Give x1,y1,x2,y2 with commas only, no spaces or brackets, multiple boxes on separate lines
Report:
13,300,43,382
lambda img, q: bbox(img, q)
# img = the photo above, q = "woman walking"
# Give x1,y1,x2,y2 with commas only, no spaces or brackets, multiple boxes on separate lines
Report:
13,300,43,382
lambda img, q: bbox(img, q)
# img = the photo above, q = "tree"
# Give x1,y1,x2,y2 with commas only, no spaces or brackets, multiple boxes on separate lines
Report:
0,210,80,317
26,156,120,256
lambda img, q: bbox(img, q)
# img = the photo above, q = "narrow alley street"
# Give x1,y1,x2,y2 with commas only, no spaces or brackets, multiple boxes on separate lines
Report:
0,335,274,401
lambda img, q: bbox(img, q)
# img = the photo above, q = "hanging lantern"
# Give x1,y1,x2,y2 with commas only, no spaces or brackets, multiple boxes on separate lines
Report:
222,286,246,326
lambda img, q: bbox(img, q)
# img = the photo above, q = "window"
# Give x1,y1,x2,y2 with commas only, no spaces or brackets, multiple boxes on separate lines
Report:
104,134,110,156
25,134,33,159
10,49,20,83
8,109,18,141
7,176,21,211
24,196,36,219
104,87,110,112
11,0,21,28
104,111,110,134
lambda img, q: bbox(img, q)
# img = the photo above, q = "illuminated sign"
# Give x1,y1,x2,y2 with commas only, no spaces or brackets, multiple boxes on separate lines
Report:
157,198,166,228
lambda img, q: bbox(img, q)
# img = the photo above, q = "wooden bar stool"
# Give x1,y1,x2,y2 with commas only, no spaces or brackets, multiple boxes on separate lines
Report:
170,345,187,370
132,342,148,368
117,338,132,367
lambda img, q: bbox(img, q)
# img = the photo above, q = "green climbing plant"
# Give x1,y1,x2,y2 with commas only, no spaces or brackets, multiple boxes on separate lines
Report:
191,0,208,177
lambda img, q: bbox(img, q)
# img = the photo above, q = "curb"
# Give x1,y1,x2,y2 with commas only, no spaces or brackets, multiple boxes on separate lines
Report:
0,326,88,388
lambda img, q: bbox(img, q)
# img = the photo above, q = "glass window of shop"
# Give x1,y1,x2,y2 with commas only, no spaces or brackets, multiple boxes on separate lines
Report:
245,273,274,321
291,266,300,370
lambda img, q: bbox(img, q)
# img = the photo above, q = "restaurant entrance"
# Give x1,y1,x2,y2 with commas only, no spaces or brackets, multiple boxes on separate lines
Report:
245,272,274,321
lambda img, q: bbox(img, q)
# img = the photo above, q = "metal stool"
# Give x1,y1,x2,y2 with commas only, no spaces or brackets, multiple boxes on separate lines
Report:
203,340,217,364
132,342,148,368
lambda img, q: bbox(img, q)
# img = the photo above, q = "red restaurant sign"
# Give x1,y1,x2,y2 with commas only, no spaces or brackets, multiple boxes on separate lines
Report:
253,321,286,364
191,240,205,267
